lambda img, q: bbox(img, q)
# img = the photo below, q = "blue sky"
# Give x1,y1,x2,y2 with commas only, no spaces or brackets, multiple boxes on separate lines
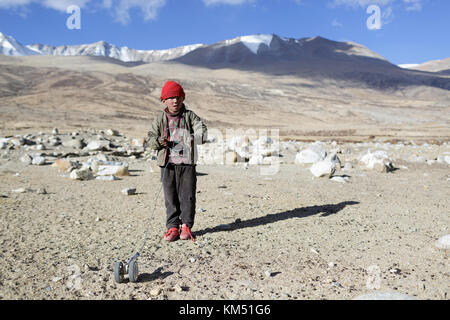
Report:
0,0,448,65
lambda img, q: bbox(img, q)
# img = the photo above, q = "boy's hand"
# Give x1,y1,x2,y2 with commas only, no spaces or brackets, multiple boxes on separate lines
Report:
158,137,169,147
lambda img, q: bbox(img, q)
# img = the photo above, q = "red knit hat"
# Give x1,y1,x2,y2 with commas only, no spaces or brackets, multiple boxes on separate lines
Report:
160,81,185,100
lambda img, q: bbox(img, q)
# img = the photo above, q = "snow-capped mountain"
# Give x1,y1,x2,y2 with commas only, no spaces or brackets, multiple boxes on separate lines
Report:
174,34,394,70
26,41,204,63
0,31,390,67
0,32,40,56
0,31,203,63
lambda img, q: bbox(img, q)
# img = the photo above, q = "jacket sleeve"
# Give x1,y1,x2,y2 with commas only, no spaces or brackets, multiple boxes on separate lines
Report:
146,115,163,150
190,111,208,144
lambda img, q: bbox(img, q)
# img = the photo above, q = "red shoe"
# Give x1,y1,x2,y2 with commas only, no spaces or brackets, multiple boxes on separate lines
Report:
163,227,179,241
180,224,195,242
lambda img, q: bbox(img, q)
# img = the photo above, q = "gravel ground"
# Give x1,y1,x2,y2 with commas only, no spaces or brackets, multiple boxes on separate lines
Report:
0,138,449,300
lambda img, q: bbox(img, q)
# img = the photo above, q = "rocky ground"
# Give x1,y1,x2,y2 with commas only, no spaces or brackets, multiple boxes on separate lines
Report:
0,128,449,300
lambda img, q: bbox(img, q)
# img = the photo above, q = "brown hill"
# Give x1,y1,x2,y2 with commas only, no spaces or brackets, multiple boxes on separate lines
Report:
0,54,449,143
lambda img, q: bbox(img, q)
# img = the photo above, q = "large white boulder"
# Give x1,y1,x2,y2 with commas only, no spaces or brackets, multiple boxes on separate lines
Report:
310,159,336,178
295,144,326,164
94,161,129,176
62,139,84,149
85,140,110,151
359,150,392,171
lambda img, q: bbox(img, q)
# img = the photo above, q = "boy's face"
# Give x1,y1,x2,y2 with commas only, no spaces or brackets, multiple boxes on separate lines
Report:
163,96,184,114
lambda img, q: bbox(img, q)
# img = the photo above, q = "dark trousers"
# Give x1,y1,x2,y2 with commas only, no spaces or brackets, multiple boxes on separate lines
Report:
161,164,197,229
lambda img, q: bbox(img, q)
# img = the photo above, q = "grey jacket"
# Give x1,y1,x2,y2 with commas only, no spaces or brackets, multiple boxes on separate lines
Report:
146,105,208,166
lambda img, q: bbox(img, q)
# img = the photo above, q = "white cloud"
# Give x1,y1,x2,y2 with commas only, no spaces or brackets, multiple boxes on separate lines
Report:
0,0,167,25
203,0,253,5
102,0,113,8
381,5,394,25
403,0,422,11
0,0,91,11
0,0,32,8
330,0,423,11
330,0,395,7
111,0,167,25
42,0,91,11
330,0,423,27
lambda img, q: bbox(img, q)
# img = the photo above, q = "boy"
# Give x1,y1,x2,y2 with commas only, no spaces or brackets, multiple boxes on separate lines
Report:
147,81,207,242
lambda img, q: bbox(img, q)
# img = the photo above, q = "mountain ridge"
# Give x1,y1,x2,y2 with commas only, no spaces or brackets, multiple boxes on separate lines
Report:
0,31,392,65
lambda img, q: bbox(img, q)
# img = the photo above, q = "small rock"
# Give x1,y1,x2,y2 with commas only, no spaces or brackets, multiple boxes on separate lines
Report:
20,154,32,165
69,168,94,181
328,262,336,267
95,175,120,181
83,264,97,271
330,176,347,183
106,129,119,136
52,277,63,282
52,128,59,135
389,268,401,274
122,187,136,195
85,140,110,152
435,234,450,250
53,159,80,171
131,138,145,147
62,139,84,149
189,257,196,263
48,138,60,147
32,156,46,166
35,144,46,151
37,188,47,195
12,188,28,193
150,287,161,296
174,283,184,293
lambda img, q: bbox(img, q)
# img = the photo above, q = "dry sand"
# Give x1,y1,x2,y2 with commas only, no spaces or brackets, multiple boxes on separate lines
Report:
0,132,448,300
